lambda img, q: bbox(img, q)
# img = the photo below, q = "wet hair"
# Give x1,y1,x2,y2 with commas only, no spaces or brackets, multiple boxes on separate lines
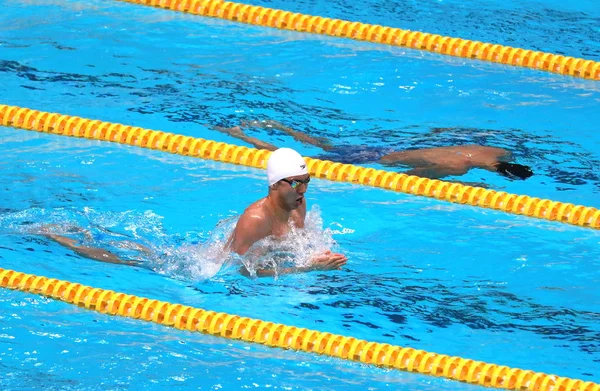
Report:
495,162,534,180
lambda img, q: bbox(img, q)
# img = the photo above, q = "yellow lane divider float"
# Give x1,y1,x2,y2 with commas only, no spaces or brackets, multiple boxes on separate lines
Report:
118,0,600,81
2,104,600,230
1,267,598,391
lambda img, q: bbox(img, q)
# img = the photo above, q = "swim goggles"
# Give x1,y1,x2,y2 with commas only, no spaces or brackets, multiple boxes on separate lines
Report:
280,176,311,189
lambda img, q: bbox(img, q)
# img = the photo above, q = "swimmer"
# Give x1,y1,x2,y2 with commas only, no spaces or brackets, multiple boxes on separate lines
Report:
38,149,347,277
226,147,348,276
213,120,534,180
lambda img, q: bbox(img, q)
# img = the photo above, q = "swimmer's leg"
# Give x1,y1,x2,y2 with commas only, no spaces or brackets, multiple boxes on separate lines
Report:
44,233,139,265
39,225,140,266
241,120,335,152
212,125,278,151
113,240,153,255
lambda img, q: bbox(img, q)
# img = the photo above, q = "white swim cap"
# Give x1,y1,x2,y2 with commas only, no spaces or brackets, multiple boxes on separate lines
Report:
267,148,308,186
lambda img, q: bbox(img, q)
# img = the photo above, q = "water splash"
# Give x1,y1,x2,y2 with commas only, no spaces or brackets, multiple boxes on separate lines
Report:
149,216,236,281
239,205,338,278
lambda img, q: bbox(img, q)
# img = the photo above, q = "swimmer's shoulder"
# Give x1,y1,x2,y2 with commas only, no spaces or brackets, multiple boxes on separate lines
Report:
462,144,506,153
231,199,273,253
243,198,270,214
471,145,510,159
239,198,272,226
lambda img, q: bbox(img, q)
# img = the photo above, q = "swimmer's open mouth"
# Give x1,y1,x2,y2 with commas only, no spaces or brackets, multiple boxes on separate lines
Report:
296,196,304,203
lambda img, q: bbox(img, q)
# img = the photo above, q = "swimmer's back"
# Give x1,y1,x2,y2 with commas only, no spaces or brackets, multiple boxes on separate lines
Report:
380,144,509,168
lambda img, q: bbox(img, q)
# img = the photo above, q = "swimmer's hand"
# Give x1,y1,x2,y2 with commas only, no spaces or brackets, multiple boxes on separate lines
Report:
307,251,347,271
242,250,347,277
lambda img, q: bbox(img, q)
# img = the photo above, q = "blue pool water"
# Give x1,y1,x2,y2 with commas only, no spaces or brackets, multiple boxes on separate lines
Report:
1,0,600,389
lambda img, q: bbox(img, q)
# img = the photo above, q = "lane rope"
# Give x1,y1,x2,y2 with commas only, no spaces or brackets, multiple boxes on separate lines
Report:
1,267,598,391
117,0,600,80
2,104,599,230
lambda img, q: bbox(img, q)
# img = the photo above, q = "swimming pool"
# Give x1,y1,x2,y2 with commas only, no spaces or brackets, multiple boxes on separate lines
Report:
1,0,599,389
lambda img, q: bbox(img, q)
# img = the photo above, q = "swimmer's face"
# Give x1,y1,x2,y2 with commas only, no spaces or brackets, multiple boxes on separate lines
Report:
276,174,310,209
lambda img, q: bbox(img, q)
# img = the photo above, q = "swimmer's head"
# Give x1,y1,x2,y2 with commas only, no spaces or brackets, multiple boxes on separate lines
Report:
495,162,534,180
267,148,309,186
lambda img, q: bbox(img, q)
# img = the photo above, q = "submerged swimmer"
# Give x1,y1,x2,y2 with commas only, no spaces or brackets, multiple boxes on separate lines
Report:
226,147,347,277
213,120,534,180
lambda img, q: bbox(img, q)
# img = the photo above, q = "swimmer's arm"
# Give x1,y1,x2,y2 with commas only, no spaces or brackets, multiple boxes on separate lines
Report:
230,213,288,277
230,213,272,256
240,266,311,277
240,251,348,278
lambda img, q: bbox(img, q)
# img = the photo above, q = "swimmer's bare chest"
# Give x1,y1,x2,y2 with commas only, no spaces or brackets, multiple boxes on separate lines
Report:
270,211,304,237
